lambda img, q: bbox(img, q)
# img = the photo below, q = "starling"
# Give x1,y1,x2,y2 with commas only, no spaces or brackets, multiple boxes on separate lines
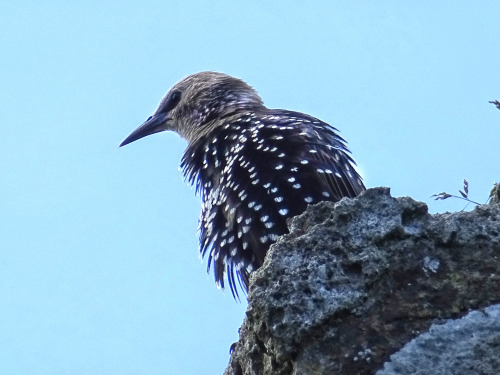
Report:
120,72,365,297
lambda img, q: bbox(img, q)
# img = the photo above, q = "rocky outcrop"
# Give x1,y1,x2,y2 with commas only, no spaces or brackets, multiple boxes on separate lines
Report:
224,187,500,375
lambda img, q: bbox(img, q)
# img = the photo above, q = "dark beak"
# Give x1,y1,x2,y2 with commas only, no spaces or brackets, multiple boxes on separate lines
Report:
119,113,169,147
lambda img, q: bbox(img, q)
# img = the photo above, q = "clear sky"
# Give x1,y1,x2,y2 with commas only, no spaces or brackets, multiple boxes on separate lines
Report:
1,2,499,374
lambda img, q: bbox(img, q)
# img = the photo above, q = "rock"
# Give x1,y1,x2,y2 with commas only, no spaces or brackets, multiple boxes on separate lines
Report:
377,304,500,375
224,188,500,375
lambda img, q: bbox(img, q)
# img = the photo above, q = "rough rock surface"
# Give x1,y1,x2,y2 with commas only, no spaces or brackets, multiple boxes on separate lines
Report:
377,304,500,375
224,187,500,375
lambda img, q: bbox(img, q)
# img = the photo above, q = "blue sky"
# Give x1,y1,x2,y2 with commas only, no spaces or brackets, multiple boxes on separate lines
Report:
1,2,499,374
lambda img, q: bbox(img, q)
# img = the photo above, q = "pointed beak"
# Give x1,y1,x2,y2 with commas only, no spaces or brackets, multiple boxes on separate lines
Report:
119,113,170,147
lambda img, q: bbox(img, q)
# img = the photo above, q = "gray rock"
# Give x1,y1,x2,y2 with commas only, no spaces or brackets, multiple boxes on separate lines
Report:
225,188,500,375
377,304,500,375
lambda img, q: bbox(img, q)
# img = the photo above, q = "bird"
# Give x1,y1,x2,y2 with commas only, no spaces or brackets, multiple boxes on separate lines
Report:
120,71,365,297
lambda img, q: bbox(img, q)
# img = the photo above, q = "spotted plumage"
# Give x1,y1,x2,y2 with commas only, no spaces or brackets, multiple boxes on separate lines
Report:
120,72,365,297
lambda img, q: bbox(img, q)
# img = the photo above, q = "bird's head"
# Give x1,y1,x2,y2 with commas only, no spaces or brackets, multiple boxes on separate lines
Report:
120,71,264,147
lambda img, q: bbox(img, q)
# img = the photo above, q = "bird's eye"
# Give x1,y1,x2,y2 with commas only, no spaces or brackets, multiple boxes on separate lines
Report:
164,91,182,112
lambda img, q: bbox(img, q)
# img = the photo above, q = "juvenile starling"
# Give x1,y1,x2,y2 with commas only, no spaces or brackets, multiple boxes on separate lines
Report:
120,72,365,297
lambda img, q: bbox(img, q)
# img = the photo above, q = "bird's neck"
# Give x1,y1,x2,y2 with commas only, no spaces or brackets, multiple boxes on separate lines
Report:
184,104,265,145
